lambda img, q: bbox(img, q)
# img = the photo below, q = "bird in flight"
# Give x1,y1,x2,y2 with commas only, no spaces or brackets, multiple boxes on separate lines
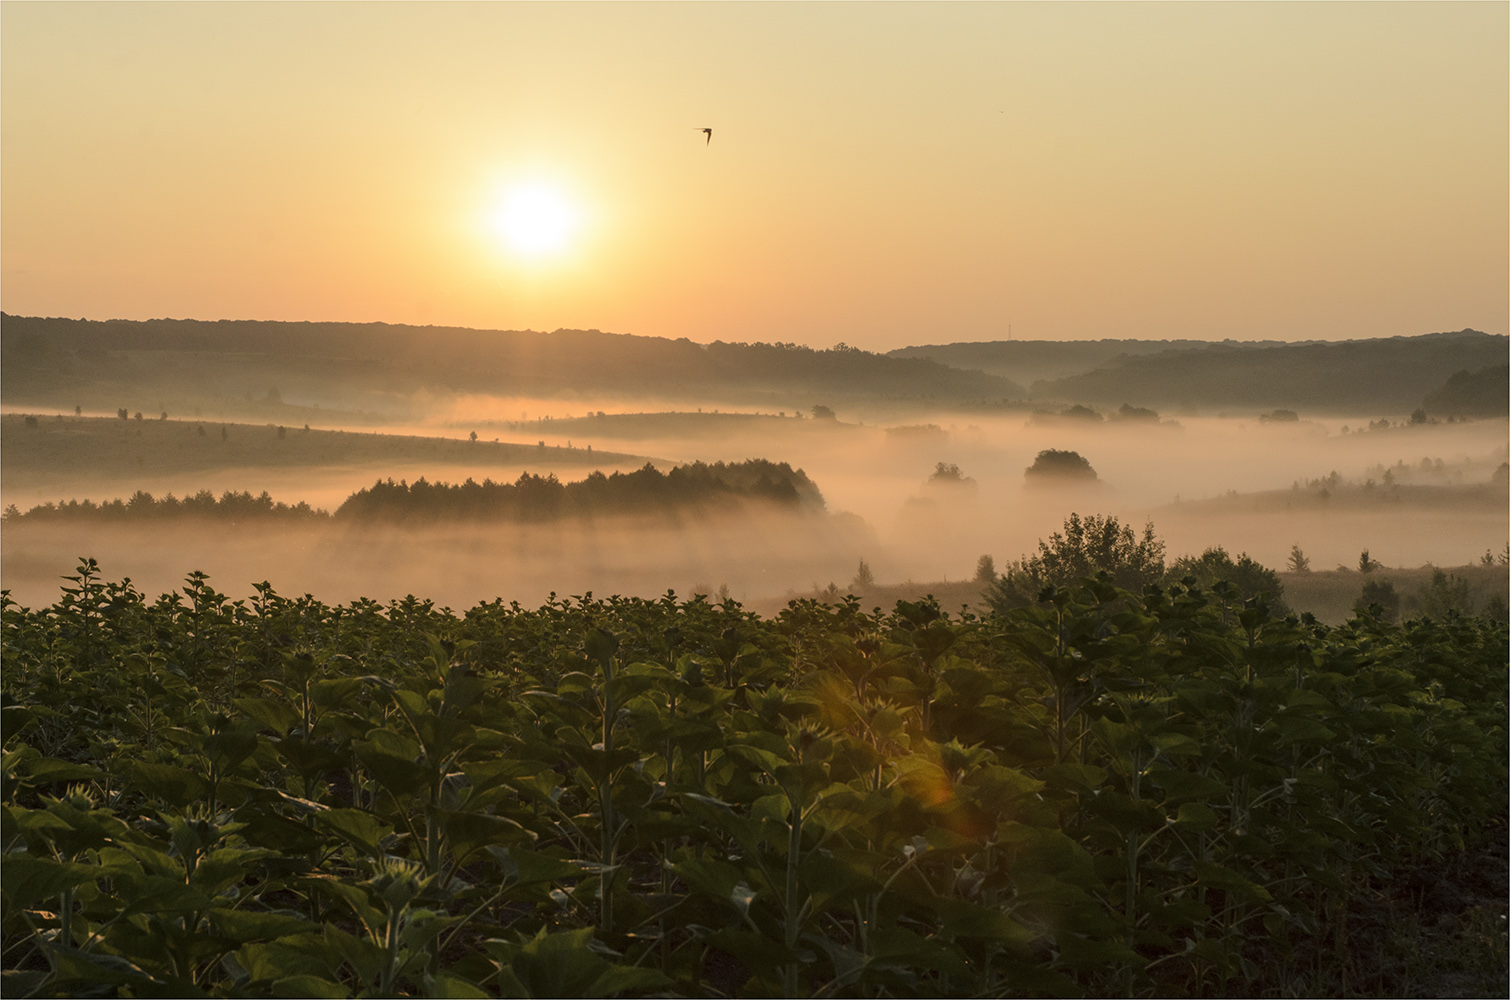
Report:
696,127,712,145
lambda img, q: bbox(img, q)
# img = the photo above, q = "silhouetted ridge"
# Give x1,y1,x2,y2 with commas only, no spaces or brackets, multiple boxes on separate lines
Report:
0,315,1023,401
1035,332,1507,412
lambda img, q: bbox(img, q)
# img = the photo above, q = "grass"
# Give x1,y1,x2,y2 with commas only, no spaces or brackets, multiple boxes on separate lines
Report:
1279,563,1509,624
0,413,648,492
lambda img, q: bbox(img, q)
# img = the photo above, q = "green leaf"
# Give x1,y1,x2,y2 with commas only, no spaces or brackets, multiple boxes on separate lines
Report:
1044,762,1108,794
115,874,215,917
1192,860,1273,903
438,809,532,863
1274,715,1337,745
0,855,99,907
935,898,1035,947
211,908,320,943
583,966,674,998
118,760,209,808
702,928,802,970
309,677,366,711
424,971,492,998
22,756,108,784
1173,801,1219,830
324,924,388,986
234,934,341,984
273,974,348,998
585,628,619,667
485,927,671,999
236,697,301,735
315,808,394,857
1147,767,1229,802
353,732,429,797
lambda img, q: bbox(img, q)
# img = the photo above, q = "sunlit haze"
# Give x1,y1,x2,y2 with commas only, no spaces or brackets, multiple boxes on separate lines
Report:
3,3,1505,348
489,183,582,260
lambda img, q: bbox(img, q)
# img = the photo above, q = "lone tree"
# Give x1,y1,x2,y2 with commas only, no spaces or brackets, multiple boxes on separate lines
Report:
927,462,976,487
1024,449,1097,483
986,512,1165,612
974,554,997,584
811,404,837,421
1359,549,1376,573
1286,545,1311,574
850,559,876,590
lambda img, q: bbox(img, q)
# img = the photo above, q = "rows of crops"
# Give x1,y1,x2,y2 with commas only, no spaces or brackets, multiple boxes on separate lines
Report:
3,560,1506,997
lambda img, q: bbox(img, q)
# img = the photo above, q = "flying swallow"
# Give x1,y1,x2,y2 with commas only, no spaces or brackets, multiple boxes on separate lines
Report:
696,127,712,145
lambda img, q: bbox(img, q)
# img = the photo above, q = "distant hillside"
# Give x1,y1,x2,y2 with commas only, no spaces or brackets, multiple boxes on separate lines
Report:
1422,364,1509,419
0,315,1023,413
0,413,643,500
888,338,1296,385
1031,331,1506,414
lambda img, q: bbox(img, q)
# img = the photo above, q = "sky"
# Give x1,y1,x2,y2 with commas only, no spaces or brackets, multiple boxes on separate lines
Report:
2,2,1506,352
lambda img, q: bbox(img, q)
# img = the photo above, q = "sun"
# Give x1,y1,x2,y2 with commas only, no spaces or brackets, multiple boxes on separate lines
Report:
489,184,580,259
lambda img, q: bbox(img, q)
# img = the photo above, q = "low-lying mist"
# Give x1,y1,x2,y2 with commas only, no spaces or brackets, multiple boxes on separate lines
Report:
0,507,875,612
3,388,1505,611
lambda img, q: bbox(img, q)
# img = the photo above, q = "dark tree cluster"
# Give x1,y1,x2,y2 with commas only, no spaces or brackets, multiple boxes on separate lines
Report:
1023,449,1098,482
334,460,824,523
984,514,1292,615
986,512,1165,611
1422,363,1509,418
0,461,825,528
2,489,327,524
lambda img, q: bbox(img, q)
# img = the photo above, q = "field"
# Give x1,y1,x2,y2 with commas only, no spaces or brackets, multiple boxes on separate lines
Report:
3,564,1505,997
3,332,1506,998
0,414,650,516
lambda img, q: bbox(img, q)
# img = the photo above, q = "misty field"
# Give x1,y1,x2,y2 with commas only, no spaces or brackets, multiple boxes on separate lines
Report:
2,320,1507,998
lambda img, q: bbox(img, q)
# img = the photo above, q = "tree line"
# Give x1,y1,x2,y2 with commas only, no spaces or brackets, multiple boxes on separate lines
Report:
1,460,824,526
1,489,327,524
335,460,822,522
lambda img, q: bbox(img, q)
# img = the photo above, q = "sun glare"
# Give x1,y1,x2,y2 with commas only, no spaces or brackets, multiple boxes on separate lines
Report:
489,184,579,258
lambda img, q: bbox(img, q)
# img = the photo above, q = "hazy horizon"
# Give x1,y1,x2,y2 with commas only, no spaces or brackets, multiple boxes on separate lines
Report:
4,4,1506,350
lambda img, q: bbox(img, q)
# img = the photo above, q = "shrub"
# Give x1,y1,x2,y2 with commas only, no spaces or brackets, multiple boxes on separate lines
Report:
1355,578,1402,623
1024,449,1097,483
1169,547,1290,616
986,512,1164,611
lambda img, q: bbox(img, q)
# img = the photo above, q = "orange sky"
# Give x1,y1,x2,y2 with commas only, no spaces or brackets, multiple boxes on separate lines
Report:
2,3,1505,350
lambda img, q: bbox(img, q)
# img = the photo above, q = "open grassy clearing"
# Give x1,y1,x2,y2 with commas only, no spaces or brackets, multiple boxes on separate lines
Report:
0,414,650,501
